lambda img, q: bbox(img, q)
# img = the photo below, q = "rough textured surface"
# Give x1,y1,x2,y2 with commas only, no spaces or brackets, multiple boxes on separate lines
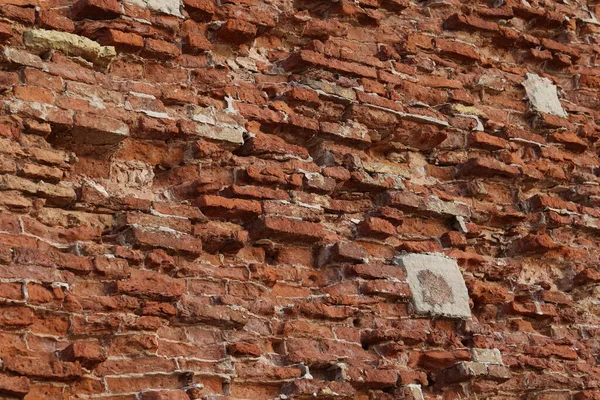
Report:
23,29,116,67
397,253,471,319
522,73,568,117
0,0,600,399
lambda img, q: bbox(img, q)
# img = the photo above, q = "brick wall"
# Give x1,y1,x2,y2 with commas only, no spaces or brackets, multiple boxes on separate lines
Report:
0,0,599,399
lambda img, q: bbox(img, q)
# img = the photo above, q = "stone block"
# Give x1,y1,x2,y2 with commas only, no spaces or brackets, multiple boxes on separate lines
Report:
471,348,503,364
394,253,471,319
522,73,567,117
125,0,183,17
23,29,116,68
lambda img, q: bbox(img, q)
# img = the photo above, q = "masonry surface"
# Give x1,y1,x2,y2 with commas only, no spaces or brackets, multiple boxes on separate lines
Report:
0,0,599,399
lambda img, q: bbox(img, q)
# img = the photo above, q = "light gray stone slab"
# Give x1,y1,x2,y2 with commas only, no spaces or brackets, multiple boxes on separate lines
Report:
522,73,567,117
125,0,183,17
471,348,503,364
394,253,471,319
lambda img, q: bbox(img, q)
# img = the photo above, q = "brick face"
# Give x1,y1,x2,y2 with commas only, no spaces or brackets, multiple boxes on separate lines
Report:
0,0,597,399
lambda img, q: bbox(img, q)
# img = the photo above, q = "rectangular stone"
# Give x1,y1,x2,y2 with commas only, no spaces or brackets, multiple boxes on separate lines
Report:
522,73,567,117
394,253,471,319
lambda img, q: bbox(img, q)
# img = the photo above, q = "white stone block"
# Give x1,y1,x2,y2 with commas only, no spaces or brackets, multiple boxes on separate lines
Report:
394,253,471,319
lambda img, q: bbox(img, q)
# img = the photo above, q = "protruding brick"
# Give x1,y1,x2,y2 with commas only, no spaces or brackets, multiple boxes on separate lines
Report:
141,391,191,400
98,29,144,52
251,216,326,244
358,216,396,239
72,0,122,20
194,195,261,220
219,19,257,44
60,341,107,368
0,374,30,397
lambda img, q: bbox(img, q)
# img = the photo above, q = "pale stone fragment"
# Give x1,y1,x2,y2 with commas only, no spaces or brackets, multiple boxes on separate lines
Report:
522,73,567,117
125,0,183,17
395,253,471,318
23,29,116,67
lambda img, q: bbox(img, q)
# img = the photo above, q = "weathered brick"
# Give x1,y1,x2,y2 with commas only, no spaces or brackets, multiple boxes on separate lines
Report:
251,216,326,244
143,38,181,60
219,19,257,44
0,374,30,397
458,157,520,178
194,195,261,220
60,341,107,368
3,352,83,380
116,269,185,300
72,0,122,20
120,227,203,255
98,29,144,52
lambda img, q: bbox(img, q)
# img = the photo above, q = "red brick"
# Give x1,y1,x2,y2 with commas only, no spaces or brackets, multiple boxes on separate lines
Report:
468,131,510,150
37,9,75,31
193,221,248,254
105,374,188,394
72,112,129,144
0,282,23,301
0,306,33,327
541,38,580,59
141,391,190,400
13,85,54,104
0,4,35,24
435,38,482,63
319,241,367,266
183,0,216,21
445,13,499,33
358,216,396,239
362,280,411,299
0,21,12,42
3,352,83,380
0,374,30,397
98,29,144,52
529,48,553,61
219,19,257,44
237,133,309,160
441,231,467,249
194,195,261,220
60,342,107,368
115,269,185,300
549,131,587,153
284,50,378,79
251,216,326,244
285,381,355,398
468,280,512,305
13,247,93,274
143,38,181,60
121,227,203,255
183,32,212,54
579,74,600,89
72,0,121,19
304,19,348,39
458,157,520,178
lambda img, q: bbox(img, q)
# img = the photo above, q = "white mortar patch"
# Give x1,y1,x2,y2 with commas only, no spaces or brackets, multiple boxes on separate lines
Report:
522,73,567,118
394,253,471,319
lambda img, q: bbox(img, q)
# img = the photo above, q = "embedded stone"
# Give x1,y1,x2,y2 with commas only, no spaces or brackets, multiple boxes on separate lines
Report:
471,348,503,364
125,0,183,17
23,29,116,67
522,73,567,118
394,253,471,319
